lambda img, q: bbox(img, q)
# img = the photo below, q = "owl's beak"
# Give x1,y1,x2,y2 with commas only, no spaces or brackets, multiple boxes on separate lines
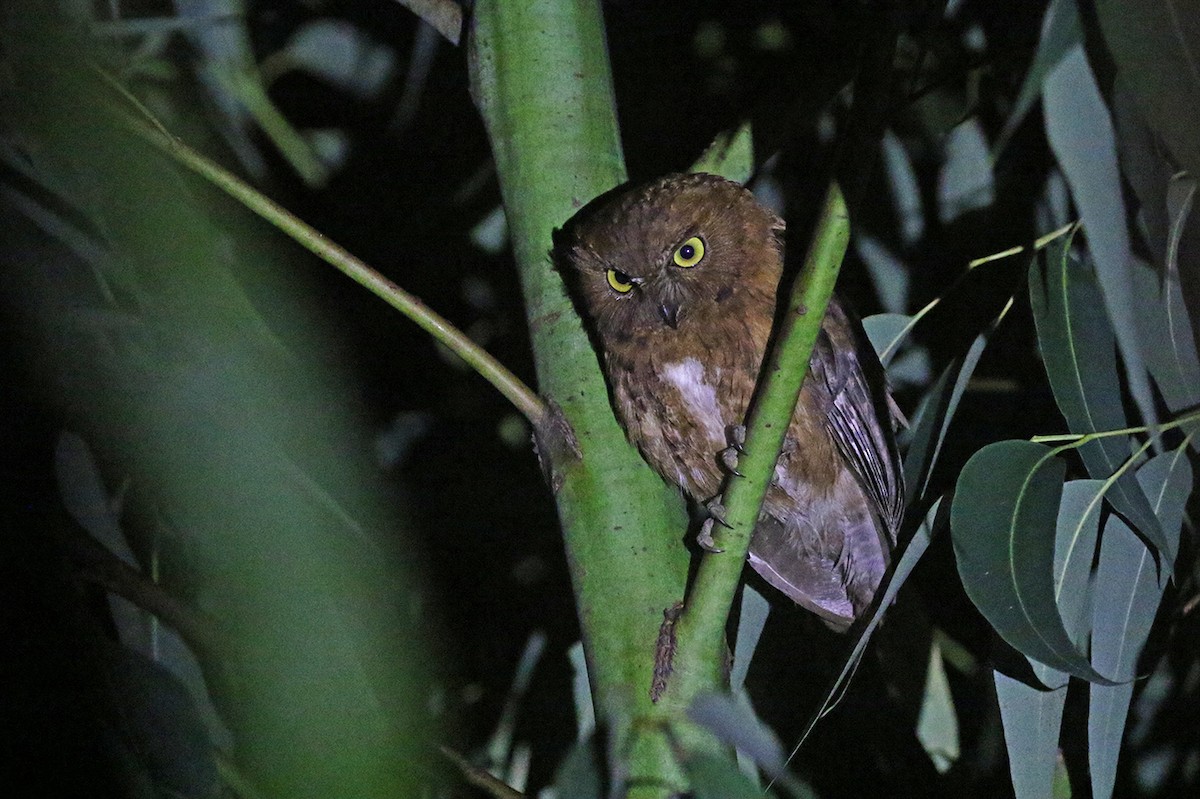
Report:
658,301,680,329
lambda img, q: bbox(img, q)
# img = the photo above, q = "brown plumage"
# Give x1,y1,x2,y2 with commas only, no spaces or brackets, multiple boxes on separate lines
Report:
556,172,904,630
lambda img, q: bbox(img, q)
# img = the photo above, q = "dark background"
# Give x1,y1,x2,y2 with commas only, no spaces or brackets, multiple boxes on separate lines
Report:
3,1,1192,797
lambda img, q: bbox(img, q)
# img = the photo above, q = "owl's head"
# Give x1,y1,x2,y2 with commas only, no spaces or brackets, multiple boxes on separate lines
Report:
556,173,784,355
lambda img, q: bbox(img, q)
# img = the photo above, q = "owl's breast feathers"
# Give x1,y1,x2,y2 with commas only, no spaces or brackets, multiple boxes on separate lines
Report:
606,297,903,630
609,353,742,501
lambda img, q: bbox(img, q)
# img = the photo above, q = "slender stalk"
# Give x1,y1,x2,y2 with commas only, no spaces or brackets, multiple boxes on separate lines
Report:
128,120,546,426
1031,407,1200,445
667,182,851,704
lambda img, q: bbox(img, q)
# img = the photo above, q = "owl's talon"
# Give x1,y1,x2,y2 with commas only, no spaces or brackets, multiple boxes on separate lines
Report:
706,500,732,528
726,424,747,452
720,446,744,477
698,518,725,553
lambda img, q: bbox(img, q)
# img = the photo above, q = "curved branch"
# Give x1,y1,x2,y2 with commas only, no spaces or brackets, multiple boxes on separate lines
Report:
126,119,546,426
669,182,851,700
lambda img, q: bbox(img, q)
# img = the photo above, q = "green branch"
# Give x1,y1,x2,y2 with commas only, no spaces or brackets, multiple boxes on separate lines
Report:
668,182,851,703
468,1,693,794
125,118,546,426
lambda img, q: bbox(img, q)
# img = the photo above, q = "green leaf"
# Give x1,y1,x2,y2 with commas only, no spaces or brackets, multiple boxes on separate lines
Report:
683,754,776,799
568,642,596,740
951,440,1114,682
1088,448,1192,799
1043,44,1159,434
688,693,788,782
1131,178,1200,426
995,662,1069,799
1137,446,1193,572
994,0,1081,157
485,631,547,772
990,472,1103,799
690,121,755,184
103,642,218,799
881,129,924,245
550,735,603,799
903,331,988,505
1054,480,1105,647
731,585,770,695
856,234,910,314
861,312,913,367
916,639,960,773
1094,0,1200,180
1028,234,1170,564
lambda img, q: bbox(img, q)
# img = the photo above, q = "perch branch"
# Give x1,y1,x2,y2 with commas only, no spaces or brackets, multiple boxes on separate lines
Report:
668,181,850,698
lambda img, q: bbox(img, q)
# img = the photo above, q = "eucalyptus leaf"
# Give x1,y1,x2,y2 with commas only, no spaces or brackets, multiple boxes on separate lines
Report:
1131,259,1200,424
1028,234,1169,563
683,753,776,799
550,734,603,799
916,639,960,773
1087,446,1190,792
688,693,789,782
855,234,909,314
938,119,994,224
861,312,913,367
1113,83,1174,265
951,440,1114,682
103,642,219,799
1154,176,1200,419
1053,480,1105,645
731,585,770,695
1088,511,1168,798
903,331,988,505
54,430,124,547
568,642,596,741
881,128,924,245
1094,0,1200,180
1043,45,1158,432
994,0,1080,157
1089,447,1190,798
286,19,395,99
1137,446,1194,570
995,663,1068,799
690,121,754,184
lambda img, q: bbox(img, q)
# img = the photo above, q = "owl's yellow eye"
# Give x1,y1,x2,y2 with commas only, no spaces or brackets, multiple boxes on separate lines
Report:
606,268,635,294
672,236,705,267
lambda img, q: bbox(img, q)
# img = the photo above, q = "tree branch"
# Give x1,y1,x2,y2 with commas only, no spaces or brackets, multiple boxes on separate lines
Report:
124,118,546,426
668,182,851,702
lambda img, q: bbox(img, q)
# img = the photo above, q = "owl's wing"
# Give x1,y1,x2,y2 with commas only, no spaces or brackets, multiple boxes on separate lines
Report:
810,298,906,543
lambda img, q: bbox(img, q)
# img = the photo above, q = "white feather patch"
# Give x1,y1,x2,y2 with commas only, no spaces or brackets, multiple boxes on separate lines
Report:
661,358,726,445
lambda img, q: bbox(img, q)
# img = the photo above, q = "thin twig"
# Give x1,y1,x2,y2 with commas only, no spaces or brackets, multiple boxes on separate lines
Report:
64,524,229,662
668,182,850,701
124,119,546,426
438,745,526,799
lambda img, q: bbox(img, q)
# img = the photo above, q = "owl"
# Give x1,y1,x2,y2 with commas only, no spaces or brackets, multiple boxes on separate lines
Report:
556,172,904,630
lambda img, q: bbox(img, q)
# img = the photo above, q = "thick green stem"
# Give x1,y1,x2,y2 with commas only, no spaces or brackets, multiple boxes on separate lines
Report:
468,0,692,792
